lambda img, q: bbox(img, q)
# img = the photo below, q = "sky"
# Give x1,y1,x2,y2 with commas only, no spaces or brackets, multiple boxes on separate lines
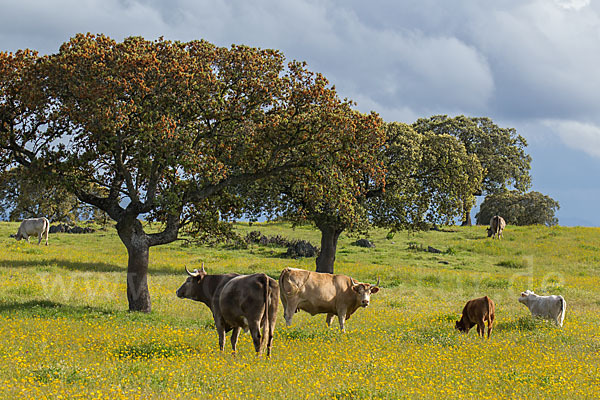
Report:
1,0,599,226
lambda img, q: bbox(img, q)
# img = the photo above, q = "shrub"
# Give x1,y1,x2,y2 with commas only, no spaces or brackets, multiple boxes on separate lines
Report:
286,240,319,258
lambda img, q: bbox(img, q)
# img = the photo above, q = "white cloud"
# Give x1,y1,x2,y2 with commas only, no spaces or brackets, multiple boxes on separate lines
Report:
544,120,600,158
554,0,590,10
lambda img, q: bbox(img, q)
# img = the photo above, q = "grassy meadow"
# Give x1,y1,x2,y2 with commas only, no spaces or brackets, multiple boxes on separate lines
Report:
1,221,599,399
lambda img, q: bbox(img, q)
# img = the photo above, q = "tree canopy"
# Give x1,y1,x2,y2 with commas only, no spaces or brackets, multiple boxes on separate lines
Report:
243,121,483,273
367,122,483,232
0,167,81,222
0,34,383,311
476,190,560,227
412,115,532,225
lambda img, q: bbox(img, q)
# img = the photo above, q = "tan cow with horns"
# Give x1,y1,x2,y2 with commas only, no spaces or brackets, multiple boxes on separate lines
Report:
278,267,380,332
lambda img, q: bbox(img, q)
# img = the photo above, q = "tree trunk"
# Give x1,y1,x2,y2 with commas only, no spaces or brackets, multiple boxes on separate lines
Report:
315,225,342,274
461,201,472,226
117,218,152,312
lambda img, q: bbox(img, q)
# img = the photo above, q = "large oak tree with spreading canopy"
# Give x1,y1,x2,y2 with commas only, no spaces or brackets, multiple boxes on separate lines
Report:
0,34,384,311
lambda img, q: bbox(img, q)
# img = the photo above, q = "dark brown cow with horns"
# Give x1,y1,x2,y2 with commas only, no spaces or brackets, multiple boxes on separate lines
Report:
278,267,380,332
176,265,279,356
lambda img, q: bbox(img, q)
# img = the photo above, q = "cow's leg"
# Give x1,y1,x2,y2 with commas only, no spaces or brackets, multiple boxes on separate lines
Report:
248,321,262,354
230,327,241,353
266,295,278,357
336,309,347,332
266,319,275,357
283,299,299,327
24,234,30,244
37,232,43,245
215,320,226,351
326,313,335,327
476,321,485,338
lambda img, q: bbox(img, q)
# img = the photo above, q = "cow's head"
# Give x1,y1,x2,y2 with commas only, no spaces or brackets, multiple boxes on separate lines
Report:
486,227,493,237
176,264,207,300
455,318,469,333
351,277,380,307
14,232,22,241
518,289,534,304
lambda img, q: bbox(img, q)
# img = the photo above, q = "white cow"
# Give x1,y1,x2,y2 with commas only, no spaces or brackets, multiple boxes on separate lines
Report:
518,290,566,327
15,217,50,246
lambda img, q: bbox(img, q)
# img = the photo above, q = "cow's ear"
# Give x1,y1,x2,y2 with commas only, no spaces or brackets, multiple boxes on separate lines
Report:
352,285,361,293
370,286,380,294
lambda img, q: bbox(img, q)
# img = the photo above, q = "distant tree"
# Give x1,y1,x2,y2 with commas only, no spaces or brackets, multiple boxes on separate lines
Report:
367,123,483,232
412,115,531,225
1,34,384,311
475,190,559,226
0,167,81,222
244,122,483,273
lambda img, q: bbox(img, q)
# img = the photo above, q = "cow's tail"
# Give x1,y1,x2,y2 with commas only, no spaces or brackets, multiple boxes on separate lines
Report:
494,216,500,238
260,273,270,354
485,296,494,323
558,296,566,327
43,217,50,244
278,268,292,296
279,268,297,296
279,267,306,297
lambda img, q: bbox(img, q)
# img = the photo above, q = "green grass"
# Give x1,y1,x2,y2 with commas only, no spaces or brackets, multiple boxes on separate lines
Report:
1,221,600,399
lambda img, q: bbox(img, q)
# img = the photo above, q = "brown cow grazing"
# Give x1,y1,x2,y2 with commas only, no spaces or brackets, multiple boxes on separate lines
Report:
487,215,506,239
279,267,380,332
455,296,495,338
176,265,279,356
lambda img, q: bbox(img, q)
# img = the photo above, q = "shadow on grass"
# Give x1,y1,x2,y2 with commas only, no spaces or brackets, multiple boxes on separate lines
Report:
495,316,555,332
0,258,179,275
0,299,221,330
0,299,114,319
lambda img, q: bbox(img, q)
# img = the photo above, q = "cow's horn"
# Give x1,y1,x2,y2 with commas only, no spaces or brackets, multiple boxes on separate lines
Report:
185,265,197,277
350,277,357,286
200,262,206,273
375,276,380,287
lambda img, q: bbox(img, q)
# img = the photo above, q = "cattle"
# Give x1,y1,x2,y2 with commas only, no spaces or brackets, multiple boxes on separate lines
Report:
176,265,279,356
15,217,50,246
455,296,495,338
278,267,380,332
487,215,506,239
518,290,566,327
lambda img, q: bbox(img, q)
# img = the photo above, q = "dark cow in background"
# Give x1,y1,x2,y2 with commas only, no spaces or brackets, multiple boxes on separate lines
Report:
279,267,380,332
455,296,495,338
15,217,50,245
487,215,506,239
176,265,279,356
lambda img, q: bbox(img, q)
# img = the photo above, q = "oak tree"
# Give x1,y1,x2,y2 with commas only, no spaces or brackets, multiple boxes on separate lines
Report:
1,34,376,311
412,115,531,225
476,190,559,226
0,167,83,222
245,122,483,273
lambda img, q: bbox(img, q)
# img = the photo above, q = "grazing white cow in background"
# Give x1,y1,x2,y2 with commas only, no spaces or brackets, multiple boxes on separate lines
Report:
518,290,566,327
15,217,50,246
